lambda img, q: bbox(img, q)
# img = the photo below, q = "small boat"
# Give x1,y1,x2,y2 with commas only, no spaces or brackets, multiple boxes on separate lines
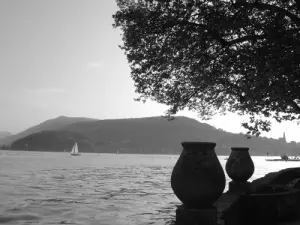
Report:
265,154,300,162
70,142,81,156
265,159,300,162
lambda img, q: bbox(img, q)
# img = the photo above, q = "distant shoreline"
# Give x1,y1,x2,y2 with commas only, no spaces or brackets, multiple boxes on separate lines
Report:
0,149,274,156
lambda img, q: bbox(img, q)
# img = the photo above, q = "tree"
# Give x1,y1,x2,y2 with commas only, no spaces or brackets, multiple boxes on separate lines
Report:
113,0,300,137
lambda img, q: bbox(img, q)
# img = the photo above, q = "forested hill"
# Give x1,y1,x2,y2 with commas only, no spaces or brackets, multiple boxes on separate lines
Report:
10,130,94,152
8,116,300,156
0,116,97,146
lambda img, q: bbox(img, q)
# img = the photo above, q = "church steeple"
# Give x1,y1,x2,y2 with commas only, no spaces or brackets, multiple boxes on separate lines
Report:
283,131,287,143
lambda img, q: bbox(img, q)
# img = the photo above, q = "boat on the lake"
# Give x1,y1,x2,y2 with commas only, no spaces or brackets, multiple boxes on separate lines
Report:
70,142,81,156
265,154,300,162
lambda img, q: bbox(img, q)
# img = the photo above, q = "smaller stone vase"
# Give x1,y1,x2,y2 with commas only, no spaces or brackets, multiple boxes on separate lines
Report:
225,147,254,183
171,142,226,208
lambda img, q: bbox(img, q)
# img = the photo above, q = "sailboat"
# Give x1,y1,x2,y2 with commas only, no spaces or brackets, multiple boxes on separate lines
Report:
70,142,81,156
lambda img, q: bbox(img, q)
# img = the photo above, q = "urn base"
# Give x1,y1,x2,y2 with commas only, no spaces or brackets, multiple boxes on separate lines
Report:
228,181,251,194
175,204,217,225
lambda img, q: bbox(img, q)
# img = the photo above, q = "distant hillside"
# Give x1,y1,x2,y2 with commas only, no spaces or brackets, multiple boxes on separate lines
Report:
10,130,94,152
0,116,97,146
59,116,300,155
0,131,12,139
8,116,300,155
60,116,222,154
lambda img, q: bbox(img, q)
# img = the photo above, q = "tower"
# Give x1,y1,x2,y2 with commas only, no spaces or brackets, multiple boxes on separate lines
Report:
283,131,287,143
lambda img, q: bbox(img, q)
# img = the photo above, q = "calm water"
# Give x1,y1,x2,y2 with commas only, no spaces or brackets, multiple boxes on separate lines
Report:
0,151,299,225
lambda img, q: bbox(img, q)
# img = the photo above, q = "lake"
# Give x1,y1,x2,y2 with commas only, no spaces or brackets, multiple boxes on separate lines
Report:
0,151,299,225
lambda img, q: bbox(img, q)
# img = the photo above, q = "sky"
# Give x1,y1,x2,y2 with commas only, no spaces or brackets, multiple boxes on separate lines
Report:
0,0,300,142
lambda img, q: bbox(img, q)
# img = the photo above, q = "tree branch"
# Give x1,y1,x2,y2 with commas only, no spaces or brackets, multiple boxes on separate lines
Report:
295,0,300,13
227,28,300,46
288,99,300,113
227,34,266,45
236,2,300,27
176,20,228,47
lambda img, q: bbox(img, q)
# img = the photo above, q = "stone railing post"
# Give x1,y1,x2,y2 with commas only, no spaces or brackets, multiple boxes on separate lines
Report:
171,142,226,225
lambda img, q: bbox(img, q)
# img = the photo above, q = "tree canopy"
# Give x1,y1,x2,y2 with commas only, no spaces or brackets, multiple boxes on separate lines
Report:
113,0,300,136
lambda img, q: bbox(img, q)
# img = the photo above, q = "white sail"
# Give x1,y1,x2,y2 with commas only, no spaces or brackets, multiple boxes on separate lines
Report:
70,142,80,155
70,144,75,154
74,142,78,154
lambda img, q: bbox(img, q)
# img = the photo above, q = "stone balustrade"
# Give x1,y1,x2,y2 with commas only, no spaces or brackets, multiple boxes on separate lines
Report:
171,142,300,225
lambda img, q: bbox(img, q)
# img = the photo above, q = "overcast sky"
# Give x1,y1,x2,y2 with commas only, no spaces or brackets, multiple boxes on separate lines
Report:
1,0,300,142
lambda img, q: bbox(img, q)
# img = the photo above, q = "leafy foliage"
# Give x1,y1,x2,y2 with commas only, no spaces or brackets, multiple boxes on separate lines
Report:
113,0,300,136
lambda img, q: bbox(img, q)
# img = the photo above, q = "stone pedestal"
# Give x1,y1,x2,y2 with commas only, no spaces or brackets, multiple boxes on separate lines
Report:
175,205,217,225
228,181,251,194
215,193,242,225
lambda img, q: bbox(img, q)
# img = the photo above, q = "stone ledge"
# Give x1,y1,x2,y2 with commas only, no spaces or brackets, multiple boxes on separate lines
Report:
214,193,242,225
214,190,300,225
278,216,300,225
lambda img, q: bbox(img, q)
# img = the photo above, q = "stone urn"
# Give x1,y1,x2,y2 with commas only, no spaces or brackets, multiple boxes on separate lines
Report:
225,147,254,183
171,142,226,208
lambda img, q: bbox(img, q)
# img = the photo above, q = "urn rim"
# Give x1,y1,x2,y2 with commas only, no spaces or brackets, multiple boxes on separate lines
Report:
181,142,216,149
231,147,250,151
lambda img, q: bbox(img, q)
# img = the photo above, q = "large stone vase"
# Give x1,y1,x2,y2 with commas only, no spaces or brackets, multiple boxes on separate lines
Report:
225,147,254,183
171,142,226,208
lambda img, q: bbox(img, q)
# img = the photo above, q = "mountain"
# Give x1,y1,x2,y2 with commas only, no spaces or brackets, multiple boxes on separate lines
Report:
59,116,297,155
10,130,94,152
8,116,299,156
60,116,222,154
0,116,97,146
0,131,12,139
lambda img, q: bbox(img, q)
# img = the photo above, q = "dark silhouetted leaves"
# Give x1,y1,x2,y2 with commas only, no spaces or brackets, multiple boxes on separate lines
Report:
113,0,300,137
